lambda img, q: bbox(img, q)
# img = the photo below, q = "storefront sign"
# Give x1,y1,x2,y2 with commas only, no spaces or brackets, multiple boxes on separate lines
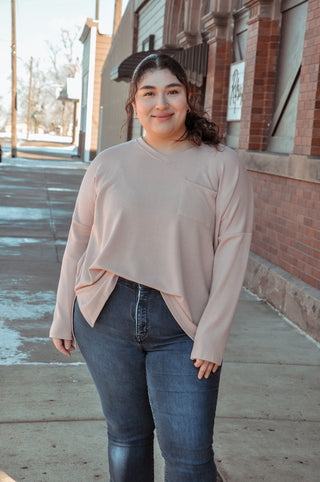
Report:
227,61,245,121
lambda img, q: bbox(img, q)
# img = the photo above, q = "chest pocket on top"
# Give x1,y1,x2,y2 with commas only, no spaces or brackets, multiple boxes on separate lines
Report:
177,179,217,229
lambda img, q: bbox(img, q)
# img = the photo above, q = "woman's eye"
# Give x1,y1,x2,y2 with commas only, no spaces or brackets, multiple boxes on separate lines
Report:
144,91,154,96
168,89,179,95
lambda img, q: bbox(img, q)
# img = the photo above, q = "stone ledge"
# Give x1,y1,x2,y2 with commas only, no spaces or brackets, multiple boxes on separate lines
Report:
238,149,320,184
244,251,320,342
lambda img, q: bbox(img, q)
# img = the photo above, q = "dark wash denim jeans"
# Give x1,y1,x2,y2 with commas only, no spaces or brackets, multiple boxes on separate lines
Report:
74,276,221,482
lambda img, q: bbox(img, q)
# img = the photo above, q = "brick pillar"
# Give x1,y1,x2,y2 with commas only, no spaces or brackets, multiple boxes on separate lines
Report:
238,0,280,151
203,12,232,138
294,0,320,157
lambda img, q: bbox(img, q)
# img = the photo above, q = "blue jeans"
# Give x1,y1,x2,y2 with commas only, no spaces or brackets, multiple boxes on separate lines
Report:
74,277,221,482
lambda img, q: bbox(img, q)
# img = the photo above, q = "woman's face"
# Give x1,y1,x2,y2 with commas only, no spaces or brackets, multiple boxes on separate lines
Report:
133,68,188,145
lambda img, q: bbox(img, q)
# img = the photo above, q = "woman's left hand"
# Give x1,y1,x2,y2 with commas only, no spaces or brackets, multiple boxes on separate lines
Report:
193,359,220,380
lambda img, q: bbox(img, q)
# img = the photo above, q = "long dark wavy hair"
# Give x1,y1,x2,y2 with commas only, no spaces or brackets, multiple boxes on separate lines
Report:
124,53,221,147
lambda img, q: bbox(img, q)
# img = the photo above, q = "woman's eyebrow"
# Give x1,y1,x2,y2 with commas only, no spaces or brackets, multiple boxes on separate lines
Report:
139,82,183,90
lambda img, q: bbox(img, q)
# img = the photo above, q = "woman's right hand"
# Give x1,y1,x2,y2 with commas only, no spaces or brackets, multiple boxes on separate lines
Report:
52,338,75,357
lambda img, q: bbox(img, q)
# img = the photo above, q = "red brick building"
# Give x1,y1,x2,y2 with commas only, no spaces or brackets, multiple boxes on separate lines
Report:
99,0,320,340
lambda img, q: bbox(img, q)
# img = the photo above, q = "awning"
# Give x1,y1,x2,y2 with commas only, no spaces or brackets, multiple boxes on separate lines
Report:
111,43,208,86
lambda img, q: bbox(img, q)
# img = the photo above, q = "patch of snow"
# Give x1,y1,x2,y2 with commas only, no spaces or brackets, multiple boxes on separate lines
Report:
48,187,78,192
0,207,48,221
0,237,43,247
0,290,58,364
0,320,28,364
0,290,56,321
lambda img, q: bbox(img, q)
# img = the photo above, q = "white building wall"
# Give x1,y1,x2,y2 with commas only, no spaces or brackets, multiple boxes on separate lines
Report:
82,37,90,75
79,28,97,162
137,0,166,51
80,37,91,132
84,26,97,162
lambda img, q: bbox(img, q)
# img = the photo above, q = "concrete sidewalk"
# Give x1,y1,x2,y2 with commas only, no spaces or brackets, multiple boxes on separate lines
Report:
0,155,319,482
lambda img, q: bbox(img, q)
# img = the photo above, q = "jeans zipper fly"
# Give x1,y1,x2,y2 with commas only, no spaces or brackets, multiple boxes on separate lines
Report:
135,284,141,324
135,284,148,343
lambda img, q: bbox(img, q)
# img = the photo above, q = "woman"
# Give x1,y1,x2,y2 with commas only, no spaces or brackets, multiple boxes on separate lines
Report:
50,54,254,481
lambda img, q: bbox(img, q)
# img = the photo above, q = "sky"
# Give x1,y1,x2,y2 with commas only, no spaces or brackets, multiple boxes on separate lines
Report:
0,0,129,109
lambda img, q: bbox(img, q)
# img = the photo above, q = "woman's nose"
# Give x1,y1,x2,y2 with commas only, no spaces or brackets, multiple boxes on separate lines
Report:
155,93,168,109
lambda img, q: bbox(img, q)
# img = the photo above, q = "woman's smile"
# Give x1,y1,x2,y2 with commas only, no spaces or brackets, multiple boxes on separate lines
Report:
152,113,174,120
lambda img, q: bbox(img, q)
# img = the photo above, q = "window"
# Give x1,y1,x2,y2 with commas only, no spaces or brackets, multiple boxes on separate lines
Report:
267,0,308,153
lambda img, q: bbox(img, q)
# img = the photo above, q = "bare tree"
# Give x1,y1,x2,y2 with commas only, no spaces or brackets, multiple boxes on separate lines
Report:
18,24,82,135
46,25,81,84
0,98,9,130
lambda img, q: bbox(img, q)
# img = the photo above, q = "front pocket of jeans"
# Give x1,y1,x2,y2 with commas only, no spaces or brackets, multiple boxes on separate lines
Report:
177,179,217,228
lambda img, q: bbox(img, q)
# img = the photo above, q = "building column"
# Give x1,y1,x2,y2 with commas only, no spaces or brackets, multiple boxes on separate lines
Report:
294,0,320,157
176,0,202,47
238,0,280,151
203,11,231,138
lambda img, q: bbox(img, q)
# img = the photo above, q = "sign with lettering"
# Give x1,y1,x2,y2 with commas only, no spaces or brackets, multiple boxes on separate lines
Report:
227,61,245,121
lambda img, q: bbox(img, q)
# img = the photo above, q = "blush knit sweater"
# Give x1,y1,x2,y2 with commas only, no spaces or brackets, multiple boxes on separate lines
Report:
50,137,254,364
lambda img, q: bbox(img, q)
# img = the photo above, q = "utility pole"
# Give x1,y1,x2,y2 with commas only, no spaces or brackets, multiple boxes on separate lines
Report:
95,0,99,20
11,0,17,157
112,0,122,38
26,57,33,140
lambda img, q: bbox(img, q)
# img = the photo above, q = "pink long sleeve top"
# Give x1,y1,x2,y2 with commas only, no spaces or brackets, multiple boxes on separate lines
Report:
50,137,254,364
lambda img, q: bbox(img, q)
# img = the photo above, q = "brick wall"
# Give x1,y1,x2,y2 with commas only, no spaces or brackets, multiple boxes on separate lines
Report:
205,37,232,138
239,16,280,150
250,171,320,290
